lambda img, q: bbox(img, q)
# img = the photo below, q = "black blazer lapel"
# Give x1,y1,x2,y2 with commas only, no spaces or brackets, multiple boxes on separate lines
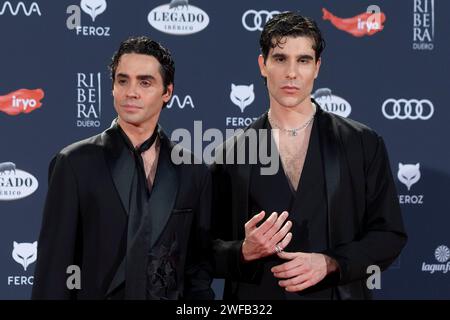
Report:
102,121,136,298
316,106,341,248
102,122,135,217
232,114,267,239
105,127,179,298
105,259,125,298
146,129,179,249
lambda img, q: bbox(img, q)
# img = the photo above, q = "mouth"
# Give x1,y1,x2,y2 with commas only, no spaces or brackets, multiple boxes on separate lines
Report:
281,85,300,94
121,104,141,112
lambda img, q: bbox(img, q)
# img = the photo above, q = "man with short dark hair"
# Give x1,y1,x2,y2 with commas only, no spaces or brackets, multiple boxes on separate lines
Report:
32,36,214,300
212,12,407,299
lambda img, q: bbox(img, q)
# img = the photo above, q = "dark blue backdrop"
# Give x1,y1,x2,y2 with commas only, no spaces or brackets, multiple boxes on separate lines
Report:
1,0,449,299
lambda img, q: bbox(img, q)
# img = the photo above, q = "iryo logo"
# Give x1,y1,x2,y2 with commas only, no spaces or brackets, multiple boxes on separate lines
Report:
322,5,385,37
0,89,44,116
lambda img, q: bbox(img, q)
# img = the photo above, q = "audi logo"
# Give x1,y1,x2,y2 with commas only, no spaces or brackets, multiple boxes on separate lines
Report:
242,9,281,31
382,99,434,120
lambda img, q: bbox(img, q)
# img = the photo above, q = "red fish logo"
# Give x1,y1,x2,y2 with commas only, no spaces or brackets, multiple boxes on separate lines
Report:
0,89,44,116
322,8,386,37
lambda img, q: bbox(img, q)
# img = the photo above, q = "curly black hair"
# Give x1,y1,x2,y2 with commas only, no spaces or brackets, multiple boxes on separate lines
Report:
109,36,175,93
260,12,325,63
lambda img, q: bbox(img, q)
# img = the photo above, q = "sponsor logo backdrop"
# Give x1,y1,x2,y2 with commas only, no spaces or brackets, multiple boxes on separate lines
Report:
0,0,449,299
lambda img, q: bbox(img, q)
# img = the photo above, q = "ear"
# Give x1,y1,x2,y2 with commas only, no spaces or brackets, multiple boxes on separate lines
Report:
314,58,321,79
258,54,267,78
399,163,403,169
162,83,173,103
13,241,18,248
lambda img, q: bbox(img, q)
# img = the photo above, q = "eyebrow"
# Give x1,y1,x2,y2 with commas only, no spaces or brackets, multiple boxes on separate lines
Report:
116,73,156,81
271,53,314,60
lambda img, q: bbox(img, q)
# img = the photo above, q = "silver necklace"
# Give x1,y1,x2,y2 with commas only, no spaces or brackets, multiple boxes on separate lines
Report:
268,104,317,137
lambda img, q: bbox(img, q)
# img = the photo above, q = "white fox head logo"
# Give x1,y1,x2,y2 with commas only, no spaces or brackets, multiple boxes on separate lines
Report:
12,241,37,271
81,0,107,22
230,84,255,113
397,163,421,191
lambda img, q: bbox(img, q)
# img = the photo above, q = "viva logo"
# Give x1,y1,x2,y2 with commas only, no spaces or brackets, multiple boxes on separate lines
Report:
0,89,44,116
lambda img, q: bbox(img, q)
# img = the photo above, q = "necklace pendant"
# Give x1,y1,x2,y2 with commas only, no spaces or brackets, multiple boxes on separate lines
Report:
289,129,298,136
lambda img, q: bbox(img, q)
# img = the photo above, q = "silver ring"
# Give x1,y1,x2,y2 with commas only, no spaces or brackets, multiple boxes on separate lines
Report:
275,244,282,253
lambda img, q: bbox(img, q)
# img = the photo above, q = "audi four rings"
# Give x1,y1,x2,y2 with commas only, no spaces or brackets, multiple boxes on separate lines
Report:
242,10,281,31
382,99,434,120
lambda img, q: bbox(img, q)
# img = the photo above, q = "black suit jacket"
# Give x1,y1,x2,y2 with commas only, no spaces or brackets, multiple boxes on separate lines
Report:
211,102,407,299
32,122,214,300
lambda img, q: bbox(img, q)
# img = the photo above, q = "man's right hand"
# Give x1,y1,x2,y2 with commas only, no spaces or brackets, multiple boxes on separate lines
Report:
241,211,292,262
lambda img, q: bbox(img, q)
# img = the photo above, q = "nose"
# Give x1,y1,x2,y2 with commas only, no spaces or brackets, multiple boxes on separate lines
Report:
286,62,297,80
125,82,139,99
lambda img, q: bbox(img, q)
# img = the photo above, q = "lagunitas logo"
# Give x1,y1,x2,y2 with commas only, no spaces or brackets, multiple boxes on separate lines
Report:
322,5,385,37
0,162,39,201
77,72,101,128
312,88,351,118
66,0,111,37
0,89,44,116
413,0,434,50
148,0,209,35
421,245,450,274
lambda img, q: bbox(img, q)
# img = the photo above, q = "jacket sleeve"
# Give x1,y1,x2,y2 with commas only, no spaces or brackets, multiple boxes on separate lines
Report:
183,166,215,300
324,133,408,285
31,153,81,299
210,157,261,283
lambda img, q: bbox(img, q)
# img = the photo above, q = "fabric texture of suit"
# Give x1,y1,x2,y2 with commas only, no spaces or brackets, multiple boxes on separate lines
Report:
32,121,214,300
211,99,407,300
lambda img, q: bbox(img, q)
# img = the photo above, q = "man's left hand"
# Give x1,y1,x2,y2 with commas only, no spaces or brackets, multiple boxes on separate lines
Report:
271,251,339,292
